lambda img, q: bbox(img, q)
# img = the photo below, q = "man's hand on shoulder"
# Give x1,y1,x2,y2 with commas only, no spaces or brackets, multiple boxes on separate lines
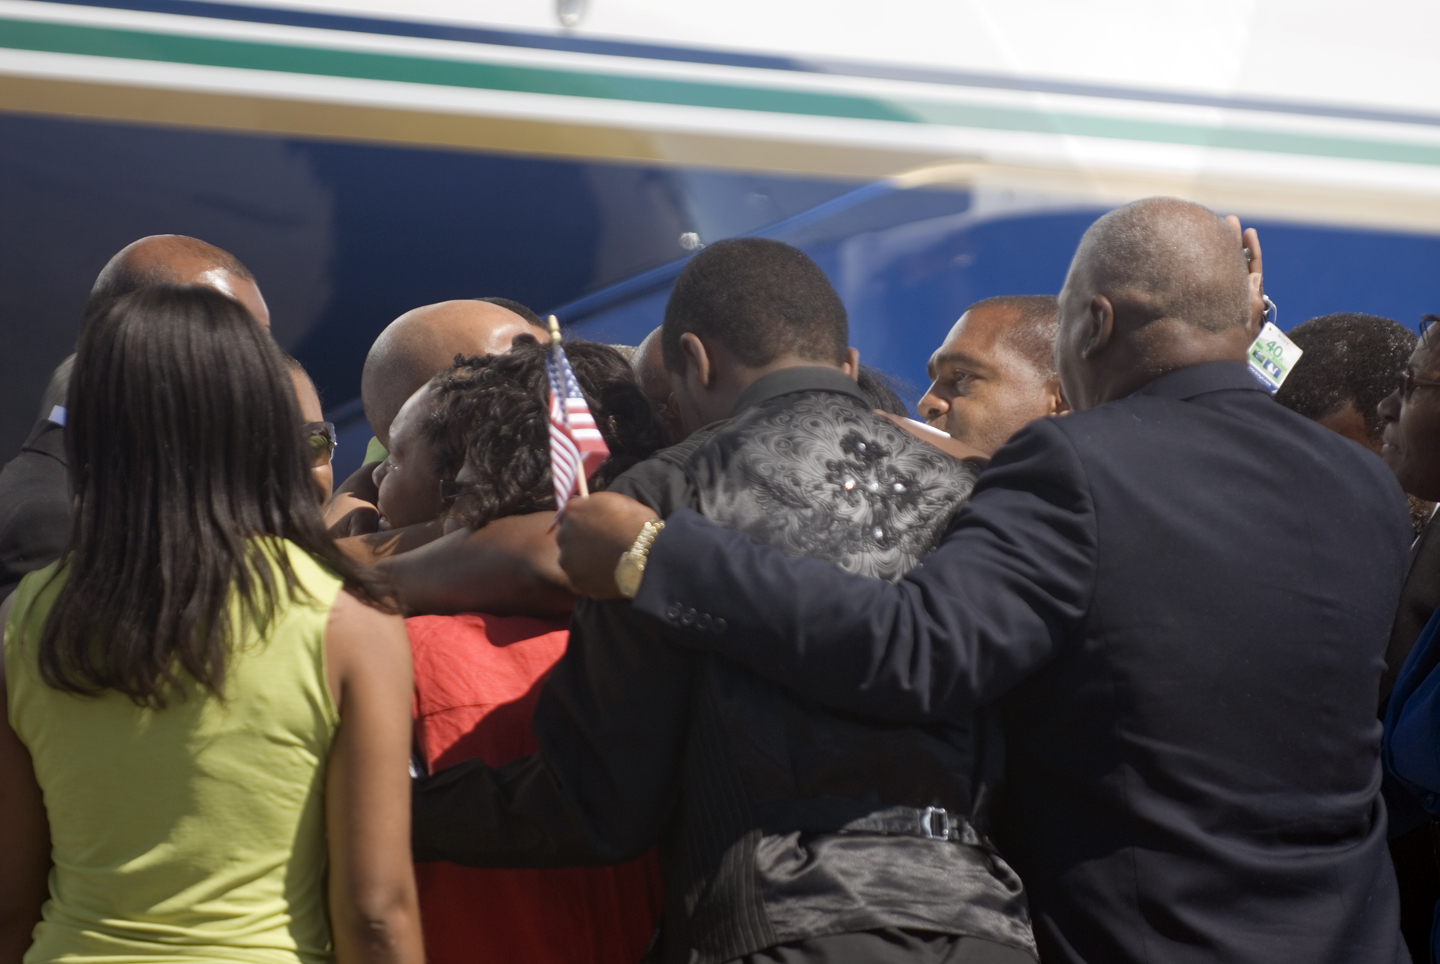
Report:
326,491,381,537
557,493,660,601
875,411,991,471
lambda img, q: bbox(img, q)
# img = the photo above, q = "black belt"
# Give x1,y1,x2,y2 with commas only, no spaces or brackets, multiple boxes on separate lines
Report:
835,805,983,845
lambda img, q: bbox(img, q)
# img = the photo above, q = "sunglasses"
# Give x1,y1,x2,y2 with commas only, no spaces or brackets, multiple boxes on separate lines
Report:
303,421,337,467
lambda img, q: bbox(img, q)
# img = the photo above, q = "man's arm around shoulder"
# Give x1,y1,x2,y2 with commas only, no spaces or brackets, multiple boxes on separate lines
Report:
411,458,700,867
628,417,1099,721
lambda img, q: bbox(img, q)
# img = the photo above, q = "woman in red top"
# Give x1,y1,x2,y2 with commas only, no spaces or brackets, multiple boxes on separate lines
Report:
377,340,668,964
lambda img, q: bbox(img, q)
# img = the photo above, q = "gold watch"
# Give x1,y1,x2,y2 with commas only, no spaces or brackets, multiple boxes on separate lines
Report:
615,518,665,600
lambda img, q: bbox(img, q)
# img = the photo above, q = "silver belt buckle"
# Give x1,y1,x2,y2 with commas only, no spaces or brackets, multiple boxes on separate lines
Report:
920,806,952,840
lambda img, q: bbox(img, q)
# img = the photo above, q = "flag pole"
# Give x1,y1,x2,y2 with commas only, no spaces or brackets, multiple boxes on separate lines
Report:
548,315,590,498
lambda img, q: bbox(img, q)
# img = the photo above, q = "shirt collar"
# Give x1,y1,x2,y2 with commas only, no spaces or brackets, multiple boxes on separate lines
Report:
730,366,870,417
21,417,66,464
1131,360,1269,402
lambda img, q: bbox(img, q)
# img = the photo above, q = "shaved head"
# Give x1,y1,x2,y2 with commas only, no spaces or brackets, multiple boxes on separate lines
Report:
87,235,269,328
634,327,668,409
361,299,547,446
633,326,684,443
1057,198,1260,411
1072,197,1250,334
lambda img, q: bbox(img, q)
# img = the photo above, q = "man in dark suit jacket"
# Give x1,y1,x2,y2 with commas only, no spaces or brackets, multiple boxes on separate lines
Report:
0,236,269,601
0,358,71,601
556,198,1412,964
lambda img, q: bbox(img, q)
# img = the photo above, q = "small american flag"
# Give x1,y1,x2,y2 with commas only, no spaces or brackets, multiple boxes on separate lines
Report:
545,318,610,509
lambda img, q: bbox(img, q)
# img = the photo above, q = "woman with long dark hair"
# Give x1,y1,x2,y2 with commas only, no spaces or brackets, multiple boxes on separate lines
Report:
0,285,424,964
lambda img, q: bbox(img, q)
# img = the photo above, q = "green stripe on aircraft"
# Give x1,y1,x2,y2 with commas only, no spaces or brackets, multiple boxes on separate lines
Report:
3,16,1439,168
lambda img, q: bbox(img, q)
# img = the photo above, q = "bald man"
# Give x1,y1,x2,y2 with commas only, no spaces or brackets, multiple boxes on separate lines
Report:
89,234,269,327
0,236,269,600
631,326,684,445
327,298,546,528
362,299,547,450
557,199,1410,963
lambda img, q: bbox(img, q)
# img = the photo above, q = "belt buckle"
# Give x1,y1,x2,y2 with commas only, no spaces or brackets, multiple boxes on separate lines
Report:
920,806,952,840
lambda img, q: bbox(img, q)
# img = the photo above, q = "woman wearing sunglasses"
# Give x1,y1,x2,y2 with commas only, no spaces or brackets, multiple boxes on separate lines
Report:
283,353,338,503
0,284,423,964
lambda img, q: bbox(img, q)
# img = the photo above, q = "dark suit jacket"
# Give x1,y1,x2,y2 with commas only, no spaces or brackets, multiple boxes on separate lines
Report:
633,361,1411,964
1382,514,1440,711
1381,514,1440,964
0,419,69,601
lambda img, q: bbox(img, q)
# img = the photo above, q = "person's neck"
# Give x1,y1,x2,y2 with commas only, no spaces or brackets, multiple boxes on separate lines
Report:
680,340,855,430
722,354,846,407
1090,320,1253,406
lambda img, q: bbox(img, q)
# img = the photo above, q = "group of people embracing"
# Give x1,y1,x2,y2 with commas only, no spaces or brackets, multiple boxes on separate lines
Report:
2,195,1438,964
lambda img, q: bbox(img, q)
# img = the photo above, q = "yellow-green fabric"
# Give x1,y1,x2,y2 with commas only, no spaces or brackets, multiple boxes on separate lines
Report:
363,437,387,466
4,541,344,964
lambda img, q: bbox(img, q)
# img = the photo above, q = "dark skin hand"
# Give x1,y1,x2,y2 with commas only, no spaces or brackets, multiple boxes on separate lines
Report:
557,493,663,601
554,426,987,599
327,461,383,536
1223,215,1266,328
343,512,575,616
336,519,447,565
876,411,990,470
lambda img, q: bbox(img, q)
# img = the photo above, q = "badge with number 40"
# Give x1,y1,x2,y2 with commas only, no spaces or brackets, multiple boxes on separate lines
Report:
1248,320,1303,393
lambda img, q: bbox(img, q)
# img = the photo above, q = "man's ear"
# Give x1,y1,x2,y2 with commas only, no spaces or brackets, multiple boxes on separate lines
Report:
1244,273,1266,341
679,332,713,390
842,347,861,379
1043,376,1071,416
1082,294,1115,360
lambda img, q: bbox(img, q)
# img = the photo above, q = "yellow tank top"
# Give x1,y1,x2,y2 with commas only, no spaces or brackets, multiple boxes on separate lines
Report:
4,541,344,964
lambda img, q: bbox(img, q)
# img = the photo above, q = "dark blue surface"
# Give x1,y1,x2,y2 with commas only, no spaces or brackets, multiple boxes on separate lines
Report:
0,110,855,463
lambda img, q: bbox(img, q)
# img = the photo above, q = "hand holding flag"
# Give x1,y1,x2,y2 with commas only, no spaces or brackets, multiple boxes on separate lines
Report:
546,315,610,512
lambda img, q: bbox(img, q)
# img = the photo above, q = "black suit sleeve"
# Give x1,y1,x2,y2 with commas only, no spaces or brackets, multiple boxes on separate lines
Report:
632,418,1097,722
411,463,700,867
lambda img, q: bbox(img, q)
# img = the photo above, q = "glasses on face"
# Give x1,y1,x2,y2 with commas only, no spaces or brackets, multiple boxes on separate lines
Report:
303,421,337,467
1398,315,1440,400
1398,371,1440,401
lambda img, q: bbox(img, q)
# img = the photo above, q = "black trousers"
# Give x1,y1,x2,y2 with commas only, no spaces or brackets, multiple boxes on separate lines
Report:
727,929,1036,964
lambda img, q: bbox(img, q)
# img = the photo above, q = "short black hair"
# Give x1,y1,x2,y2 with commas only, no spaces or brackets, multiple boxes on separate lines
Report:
473,296,545,328
427,340,665,530
1273,313,1415,439
661,238,847,373
857,365,908,417
965,295,1060,378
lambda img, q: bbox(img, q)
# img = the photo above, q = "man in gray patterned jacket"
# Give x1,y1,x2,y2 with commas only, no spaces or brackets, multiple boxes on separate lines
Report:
412,239,1037,964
